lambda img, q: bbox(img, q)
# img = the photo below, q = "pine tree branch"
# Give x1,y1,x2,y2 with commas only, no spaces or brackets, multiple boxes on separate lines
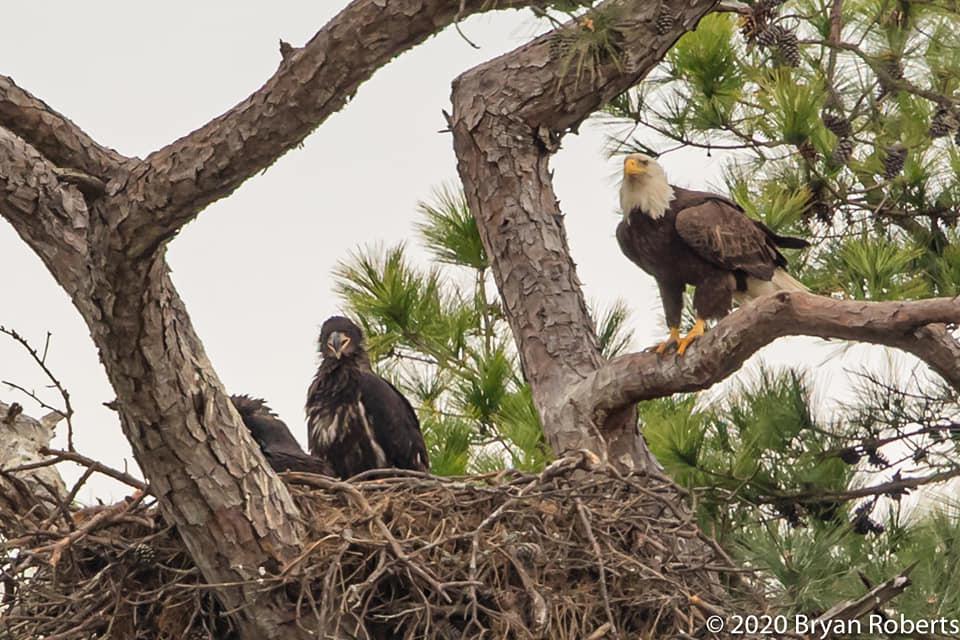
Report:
122,0,554,255
815,564,916,625
574,293,960,421
0,75,127,178
0,128,91,292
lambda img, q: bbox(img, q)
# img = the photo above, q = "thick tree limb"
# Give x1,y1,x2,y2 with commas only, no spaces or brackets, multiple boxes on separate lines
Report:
0,128,90,292
124,0,551,252
452,0,720,469
0,75,127,177
573,293,960,420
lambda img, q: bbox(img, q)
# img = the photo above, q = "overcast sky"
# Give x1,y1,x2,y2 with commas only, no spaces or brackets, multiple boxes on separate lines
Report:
0,2,926,503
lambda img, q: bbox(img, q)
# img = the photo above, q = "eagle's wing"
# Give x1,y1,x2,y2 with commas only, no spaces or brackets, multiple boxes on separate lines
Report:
358,372,430,472
674,199,780,280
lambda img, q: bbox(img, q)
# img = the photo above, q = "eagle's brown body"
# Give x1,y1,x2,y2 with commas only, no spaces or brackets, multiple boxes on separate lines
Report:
617,186,808,329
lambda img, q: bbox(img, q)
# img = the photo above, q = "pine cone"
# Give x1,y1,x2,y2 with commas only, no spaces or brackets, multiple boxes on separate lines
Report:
797,140,818,162
882,143,907,178
929,107,954,138
133,542,157,566
821,111,852,138
776,29,801,66
656,11,676,35
831,137,855,165
756,25,784,48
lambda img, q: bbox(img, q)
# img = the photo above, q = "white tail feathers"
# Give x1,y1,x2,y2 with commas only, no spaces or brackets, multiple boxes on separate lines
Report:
734,268,808,304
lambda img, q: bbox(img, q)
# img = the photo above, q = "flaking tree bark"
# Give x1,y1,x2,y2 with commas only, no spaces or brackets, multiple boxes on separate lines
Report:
2,0,959,637
449,2,960,469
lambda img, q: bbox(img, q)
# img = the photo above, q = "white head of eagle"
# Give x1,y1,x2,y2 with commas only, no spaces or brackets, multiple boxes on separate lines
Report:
619,153,674,221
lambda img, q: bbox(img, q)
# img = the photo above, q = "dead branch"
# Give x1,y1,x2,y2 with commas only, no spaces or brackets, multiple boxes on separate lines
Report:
815,563,917,624
573,293,960,421
1,327,76,451
39,448,148,493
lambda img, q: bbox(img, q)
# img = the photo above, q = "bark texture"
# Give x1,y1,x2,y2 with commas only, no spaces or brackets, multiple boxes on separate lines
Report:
4,0,960,636
450,2,960,470
451,0,722,470
0,2,564,637
0,401,67,522
570,293,960,420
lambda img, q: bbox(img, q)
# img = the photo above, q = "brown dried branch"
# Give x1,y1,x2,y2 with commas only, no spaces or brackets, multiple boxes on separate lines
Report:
1,327,76,451
38,490,146,567
573,293,960,421
0,75,126,178
815,563,916,624
38,448,148,493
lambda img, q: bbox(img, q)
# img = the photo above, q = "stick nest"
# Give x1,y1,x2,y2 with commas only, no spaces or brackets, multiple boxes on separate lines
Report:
1,454,761,639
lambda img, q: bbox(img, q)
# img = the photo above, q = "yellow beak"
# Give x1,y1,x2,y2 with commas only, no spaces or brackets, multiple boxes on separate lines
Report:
624,158,647,176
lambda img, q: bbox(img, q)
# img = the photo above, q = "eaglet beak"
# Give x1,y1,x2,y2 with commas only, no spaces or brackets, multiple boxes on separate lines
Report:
327,332,351,359
624,157,647,177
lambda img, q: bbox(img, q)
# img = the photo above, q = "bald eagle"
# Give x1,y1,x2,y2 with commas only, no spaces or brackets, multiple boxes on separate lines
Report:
231,394,334,475
617,153,810,355
306,316,429,479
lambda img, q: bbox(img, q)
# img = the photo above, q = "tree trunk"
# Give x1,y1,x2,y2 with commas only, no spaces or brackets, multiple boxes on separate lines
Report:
4,1,960,635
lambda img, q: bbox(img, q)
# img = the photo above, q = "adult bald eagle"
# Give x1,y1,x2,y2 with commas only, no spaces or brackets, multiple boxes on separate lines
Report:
231,394,334,475
617,153,809,355
306,316,429,479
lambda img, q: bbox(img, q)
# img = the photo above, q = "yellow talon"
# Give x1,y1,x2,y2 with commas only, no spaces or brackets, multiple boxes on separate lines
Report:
654,326,681,354
676,318,706,356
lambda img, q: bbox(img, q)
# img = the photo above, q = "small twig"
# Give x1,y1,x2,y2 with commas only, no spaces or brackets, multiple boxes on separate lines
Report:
35,490,146,566
576,498,619,640
38,447,148,492
1,326,76,451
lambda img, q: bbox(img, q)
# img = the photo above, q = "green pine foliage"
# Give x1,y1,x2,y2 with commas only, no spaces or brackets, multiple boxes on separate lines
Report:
334,186,633,475
642,363,960,621
601,0,960,299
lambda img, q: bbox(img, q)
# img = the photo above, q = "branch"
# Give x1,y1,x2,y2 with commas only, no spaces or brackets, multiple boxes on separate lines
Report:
0,129,91,290
815,564,916,625
0,75,127,177
451,0,723,468
125,0,551,253
574,293,960,419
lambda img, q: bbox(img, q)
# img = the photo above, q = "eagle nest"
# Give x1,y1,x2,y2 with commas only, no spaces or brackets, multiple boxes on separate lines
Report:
0,453,762,639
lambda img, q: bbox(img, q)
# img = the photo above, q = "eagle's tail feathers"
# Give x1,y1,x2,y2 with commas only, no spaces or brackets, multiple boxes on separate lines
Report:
735,269,808,304
771,233,810,249
771,268,809,293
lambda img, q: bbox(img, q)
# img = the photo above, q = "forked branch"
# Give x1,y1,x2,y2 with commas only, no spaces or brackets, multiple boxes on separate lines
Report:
129,0,553,247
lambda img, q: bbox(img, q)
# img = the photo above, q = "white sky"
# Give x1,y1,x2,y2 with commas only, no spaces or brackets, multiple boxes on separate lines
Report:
0,2,929,503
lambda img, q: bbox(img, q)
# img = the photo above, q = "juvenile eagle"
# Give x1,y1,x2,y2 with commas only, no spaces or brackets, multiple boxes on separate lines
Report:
306,316,429,479
617,153,809,355
231,394,334,475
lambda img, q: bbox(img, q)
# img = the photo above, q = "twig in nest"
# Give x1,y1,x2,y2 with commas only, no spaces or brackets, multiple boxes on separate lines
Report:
576,498,619,640
293,474,452,602
38,447,148,492
34,490,146,566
